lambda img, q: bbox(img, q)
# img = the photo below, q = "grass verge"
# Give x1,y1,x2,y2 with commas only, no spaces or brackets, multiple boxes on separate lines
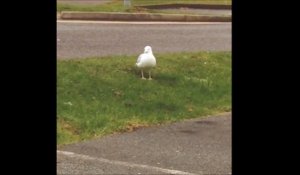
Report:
57,52,231,145
57,0,231,13
132,0,231,6
57,0,127,12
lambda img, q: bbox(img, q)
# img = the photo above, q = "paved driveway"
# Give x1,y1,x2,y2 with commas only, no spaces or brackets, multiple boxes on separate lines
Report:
57,112,231,174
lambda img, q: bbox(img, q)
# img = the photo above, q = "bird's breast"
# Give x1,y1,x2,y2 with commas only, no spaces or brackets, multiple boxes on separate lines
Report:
138,54,156,68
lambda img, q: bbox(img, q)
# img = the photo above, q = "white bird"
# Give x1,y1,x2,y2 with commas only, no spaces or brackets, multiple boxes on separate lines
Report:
136,46,156,80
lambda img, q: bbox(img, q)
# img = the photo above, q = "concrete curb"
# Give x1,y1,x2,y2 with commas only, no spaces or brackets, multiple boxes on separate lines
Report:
136,3,232,10
60,11,231,22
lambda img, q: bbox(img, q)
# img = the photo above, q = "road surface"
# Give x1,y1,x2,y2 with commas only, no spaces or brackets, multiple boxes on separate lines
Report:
57,21,231,59
57,112,231,174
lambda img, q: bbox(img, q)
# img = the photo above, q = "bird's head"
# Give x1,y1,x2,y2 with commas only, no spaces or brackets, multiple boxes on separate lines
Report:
144,46,152,54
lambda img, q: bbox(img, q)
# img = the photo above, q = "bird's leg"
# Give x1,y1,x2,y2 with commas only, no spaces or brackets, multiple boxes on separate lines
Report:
148,70,152,80
141,70,146,80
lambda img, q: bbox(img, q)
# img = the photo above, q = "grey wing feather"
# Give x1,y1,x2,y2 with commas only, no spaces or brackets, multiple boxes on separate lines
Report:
137,54,143,63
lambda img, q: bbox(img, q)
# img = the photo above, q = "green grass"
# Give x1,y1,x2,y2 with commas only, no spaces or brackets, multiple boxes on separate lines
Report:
132,0,231,6
57,0,127,12
57,52,231,145
57,0,231,13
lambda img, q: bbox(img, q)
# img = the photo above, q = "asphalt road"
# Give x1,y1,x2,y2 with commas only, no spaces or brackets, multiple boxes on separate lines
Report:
57,112,231,175
57,21,231,59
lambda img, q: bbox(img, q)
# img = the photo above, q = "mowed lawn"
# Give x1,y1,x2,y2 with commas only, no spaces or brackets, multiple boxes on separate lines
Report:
57,0,231,12
57,52,231,145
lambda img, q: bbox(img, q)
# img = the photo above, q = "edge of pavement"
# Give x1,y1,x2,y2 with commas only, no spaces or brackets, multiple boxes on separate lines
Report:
58,11,231,22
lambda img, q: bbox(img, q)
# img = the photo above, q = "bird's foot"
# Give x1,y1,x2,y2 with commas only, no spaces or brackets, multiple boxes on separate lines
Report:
148,78,153,80
141,77,146,80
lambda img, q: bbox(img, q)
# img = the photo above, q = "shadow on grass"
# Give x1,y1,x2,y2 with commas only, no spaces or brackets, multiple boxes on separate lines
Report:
155,73,180,86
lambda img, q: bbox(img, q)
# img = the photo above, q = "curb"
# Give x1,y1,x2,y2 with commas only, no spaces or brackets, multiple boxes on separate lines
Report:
136,3,231,10
60,12,231,22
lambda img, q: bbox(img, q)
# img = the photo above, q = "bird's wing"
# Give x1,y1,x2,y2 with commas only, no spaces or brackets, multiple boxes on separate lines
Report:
137,53,144,64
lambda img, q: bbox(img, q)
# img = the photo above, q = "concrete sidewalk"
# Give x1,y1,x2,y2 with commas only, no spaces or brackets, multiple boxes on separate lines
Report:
57,112,232,174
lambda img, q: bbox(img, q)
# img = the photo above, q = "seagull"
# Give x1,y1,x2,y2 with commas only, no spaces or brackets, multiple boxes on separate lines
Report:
136,46,156,80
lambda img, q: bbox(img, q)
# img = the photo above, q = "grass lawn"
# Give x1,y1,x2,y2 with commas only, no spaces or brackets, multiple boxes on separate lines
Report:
57,52,231,145
57,0,231,13
57,0,125,12
132,0,231,5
